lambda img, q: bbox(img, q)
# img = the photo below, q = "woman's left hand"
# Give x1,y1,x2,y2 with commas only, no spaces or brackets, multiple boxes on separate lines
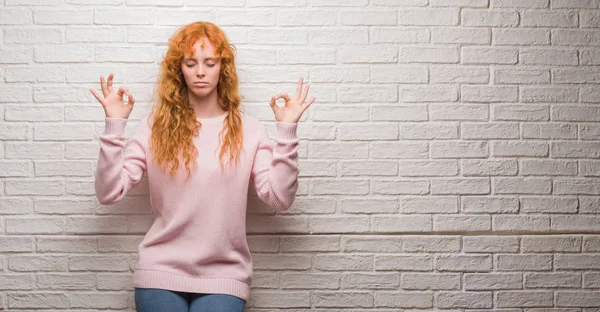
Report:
270,77,316,123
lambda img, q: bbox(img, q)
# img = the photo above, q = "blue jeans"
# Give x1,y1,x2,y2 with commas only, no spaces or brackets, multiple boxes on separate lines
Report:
134,288,245,312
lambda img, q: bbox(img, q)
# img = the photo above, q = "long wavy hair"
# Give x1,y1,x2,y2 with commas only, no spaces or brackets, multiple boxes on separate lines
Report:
149,21,244,179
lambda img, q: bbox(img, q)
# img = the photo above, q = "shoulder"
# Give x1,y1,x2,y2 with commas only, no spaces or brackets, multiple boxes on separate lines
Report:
131,113,153,139
142,113,158,133
144,112,155,126
239,112,272,146
240,111,265,133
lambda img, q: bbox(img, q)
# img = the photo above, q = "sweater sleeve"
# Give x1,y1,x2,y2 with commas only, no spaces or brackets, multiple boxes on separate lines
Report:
251,122,300,211
94,117,148,205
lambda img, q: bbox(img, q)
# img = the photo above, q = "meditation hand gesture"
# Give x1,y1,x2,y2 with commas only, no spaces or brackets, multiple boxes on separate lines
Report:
89,73,136,119
269,77,316,123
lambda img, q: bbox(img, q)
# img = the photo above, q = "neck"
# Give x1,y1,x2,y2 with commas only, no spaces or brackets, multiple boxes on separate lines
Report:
187,88,226,119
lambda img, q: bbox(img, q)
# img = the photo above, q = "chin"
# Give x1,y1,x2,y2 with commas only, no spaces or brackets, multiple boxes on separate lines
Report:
191,87,216,98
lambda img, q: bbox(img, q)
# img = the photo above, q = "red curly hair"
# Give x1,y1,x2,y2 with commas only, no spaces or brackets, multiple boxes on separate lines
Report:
149,21,244,179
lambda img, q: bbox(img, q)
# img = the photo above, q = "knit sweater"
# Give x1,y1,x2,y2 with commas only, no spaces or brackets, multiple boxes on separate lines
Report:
94,110,299,302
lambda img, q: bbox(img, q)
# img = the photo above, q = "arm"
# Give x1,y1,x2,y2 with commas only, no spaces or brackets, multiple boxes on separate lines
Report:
94,117,147,205
251,122,300,211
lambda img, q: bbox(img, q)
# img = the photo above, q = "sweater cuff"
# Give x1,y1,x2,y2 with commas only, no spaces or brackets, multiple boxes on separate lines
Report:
104,118,128,136
276,122,298,140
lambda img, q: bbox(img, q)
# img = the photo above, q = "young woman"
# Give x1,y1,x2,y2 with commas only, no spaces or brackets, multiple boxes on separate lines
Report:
90,21,315,312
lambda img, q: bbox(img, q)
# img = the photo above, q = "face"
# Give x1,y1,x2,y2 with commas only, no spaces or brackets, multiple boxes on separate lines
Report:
181,38,221,98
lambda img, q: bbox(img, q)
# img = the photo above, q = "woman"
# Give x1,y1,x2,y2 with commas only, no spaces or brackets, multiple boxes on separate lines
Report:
90,21,315,312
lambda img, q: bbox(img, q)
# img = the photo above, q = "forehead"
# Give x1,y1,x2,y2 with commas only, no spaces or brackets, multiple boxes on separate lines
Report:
184,39,217,59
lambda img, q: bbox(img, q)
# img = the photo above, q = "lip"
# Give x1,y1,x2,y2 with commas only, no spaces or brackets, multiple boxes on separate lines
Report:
194,82,208,85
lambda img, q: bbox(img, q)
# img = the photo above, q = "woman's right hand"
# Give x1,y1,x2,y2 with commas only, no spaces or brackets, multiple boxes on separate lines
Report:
90,73,136,119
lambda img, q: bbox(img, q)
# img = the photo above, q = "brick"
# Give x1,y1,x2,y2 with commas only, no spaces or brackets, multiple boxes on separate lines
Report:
496,291,554,307
96,273,133,290
436,292,492,308
0,273,36,290
8,255,68,272
465,273,522,290
525,273,582,288
277,10,335,26
251,291,310,308
436,255,492,272
403,236,460,252
281,273,339,289
37,237,96,253
399,196,458,213
399,8,459,26
402,273,461,290
555,291,600,307
341,273,400,289
375,255,432,271
430,104,488,121
462,159,518,176
342,236,402,252
0,237,34,252
462,9,519,26
37,273,96,290
463,236,520,253
7,293,68,309
375,291,433,308
493,215,551,231
308,216,369,233
372,215,432,231
34,8,93,24
496,254,553,271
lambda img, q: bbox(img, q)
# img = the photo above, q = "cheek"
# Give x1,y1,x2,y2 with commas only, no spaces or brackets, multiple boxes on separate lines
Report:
182,68,194,82
211,67,221,80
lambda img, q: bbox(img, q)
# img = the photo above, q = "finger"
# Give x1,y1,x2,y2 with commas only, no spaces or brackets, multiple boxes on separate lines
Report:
107,73,114,94
275,93,292,103
117,86,128,101
100,76,108,97
269,96,278,113
303,97,316,110
90,88,105,106
300,84,310,103
295,77,303,99
126,92,135,106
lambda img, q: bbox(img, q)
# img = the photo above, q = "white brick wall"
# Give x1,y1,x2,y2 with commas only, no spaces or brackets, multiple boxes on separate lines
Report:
1,0,600,310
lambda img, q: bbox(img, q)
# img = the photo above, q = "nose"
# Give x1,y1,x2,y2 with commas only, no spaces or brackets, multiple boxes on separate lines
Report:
196,66,205,77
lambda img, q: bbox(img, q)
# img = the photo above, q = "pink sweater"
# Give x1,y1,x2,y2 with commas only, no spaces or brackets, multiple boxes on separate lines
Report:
94,110,299,301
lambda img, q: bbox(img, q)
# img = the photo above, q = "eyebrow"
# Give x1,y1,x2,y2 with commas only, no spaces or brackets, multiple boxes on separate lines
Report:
183,57,218,62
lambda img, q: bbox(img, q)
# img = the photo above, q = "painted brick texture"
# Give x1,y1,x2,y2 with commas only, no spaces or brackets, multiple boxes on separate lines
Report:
0,0,599,310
